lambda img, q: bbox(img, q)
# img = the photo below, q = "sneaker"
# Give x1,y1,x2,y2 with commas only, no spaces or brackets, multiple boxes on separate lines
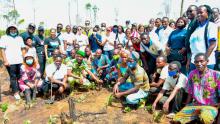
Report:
14,93,21,100
166,113,175,119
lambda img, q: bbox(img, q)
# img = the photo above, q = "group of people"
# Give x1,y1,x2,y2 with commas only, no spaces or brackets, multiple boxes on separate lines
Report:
0,4,220,124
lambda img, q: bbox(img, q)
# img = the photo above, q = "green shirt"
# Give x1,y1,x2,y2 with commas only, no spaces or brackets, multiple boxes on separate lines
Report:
67,59,89,77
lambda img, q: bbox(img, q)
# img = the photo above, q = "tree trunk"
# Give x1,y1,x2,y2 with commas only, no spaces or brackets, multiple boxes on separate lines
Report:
68,98,77,121
180,0,184,17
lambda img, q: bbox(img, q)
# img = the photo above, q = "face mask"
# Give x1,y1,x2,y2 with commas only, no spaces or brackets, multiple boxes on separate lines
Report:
101,27,106,31
168,70,178,77
113,55,120,60
127,61,137,70
113,28,118,34
26,59,34,65
10,32,17,37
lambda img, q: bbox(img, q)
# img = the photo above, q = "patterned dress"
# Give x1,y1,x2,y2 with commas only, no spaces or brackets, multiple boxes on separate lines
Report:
18,64,42,92
173,69,220,124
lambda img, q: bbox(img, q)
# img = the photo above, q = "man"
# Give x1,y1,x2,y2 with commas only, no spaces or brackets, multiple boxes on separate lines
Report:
124,20,131,31
46,49,61,65
140,33,163,76
212,7,220,26
154,18,163,36
152,61,187,119
83,20,92,37
100,22,107,36
173,53,220,124
150,56,169,93
63,25,76,56
56,23,65,52
158,17,173,50
212,7,220,71
44,55,68,99
64,49,76,64
20,23,36,43
89,27,102,53
84,47,93,70
67,50,102,90
35,26,46,77
72,25,78,35
0,25,26,100
113,51,150,107
185,5,198,69
75,26,89,51
91,49,110,80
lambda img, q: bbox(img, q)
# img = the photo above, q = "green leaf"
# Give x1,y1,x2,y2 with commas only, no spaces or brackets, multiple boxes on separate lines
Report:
0,103,9,112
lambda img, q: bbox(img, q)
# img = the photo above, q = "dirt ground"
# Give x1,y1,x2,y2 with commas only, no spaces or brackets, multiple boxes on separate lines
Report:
0,56,170,124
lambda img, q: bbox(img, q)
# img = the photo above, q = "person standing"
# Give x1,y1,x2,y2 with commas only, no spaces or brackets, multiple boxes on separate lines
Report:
0,25,26,100
45,28,61,59
35,26,46,77
187,5,217,72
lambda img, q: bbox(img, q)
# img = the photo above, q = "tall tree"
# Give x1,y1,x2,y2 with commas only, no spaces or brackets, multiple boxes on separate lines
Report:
85,3,92,21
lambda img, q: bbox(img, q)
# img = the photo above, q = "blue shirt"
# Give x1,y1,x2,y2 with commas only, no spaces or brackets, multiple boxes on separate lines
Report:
89,34,102,53
167,28,187,49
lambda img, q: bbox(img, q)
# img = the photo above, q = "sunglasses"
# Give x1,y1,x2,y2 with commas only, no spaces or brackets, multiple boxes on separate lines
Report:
187,10,195,13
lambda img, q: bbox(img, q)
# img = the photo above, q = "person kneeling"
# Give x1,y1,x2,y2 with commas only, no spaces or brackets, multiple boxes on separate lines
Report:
67,50,102,91
19,53,43,108
113,51,150,111
44,55,68,101
152,61,187,119
173,53,220,124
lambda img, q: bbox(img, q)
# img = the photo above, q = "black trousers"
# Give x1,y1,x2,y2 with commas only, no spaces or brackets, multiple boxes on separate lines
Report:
37,54,46,77
6,64,21,93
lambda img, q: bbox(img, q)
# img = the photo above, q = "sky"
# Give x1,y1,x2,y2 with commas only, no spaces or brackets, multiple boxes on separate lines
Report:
0,0,220,30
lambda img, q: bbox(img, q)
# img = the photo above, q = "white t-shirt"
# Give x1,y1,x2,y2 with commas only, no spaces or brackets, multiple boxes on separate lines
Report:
63,32,76,51
116,33,126,44
75,34,89,51
26,47,37,59
159,65,169,80
45,63,67,80
0,35,25,65
102,33,115,51
189,22,217,65
162,73,187,91
158,26,173,46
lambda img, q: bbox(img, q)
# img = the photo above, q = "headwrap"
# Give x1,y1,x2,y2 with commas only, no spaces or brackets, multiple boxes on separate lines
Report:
76,50,85,57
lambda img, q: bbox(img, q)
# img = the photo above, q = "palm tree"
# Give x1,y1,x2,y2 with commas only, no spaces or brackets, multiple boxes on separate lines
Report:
85,3,92,21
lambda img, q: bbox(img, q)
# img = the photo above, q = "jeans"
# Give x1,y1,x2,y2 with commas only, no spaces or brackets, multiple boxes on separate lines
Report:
6,64,21,93
189,63,215,74
37,54,46,78
126,89,149,105
104,50,113,60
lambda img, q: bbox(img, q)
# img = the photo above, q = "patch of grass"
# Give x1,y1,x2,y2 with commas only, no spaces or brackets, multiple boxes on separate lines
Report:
0,103,9,112
23,120,31,124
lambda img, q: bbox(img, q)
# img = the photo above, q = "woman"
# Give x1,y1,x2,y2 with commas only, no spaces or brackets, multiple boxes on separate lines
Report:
116,51,133,91
18,53,43,106
115,25,125,45
187,5,217,72
24,37,38,62
45,28,61,59
122,28,133,49
166,17,187,75
138,24,145,35
0,25,26,100
101,27,115,60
